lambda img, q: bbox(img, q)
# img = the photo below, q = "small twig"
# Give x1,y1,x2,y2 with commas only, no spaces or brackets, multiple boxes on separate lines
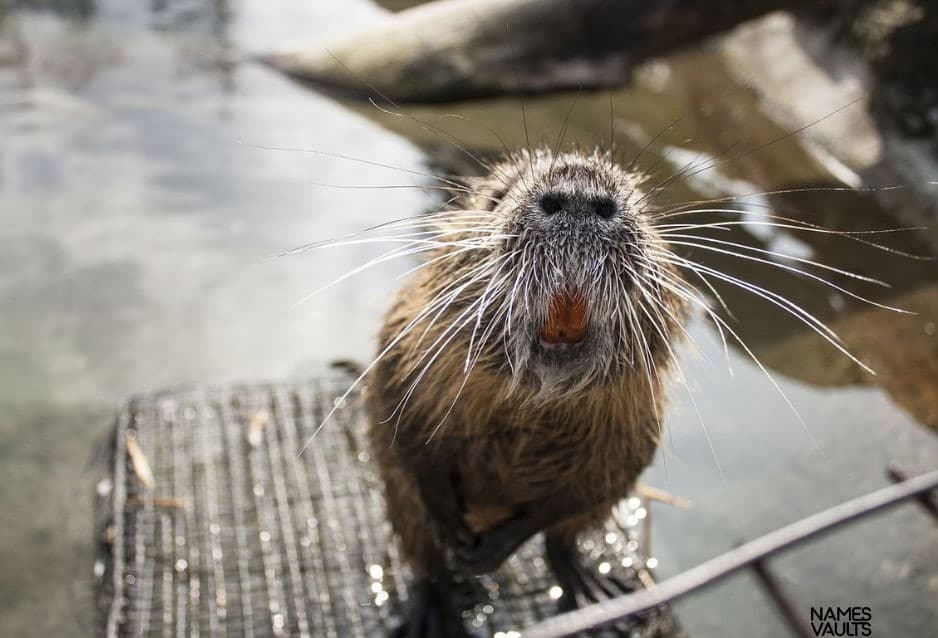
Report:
642,502,653,559
125,435,155,490
634,483,692,509
636,568,655,590
126,496,188,510
247,410,271,448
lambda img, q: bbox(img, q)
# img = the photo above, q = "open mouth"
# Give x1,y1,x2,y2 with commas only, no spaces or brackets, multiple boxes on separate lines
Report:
539,287,589,349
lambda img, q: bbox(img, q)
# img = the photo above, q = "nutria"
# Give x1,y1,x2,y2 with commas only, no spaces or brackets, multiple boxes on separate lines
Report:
365,147,687,636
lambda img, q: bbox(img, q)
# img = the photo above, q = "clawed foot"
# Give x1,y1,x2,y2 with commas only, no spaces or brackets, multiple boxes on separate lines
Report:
391,578,469,638
553,559,636,612
546,536,637,635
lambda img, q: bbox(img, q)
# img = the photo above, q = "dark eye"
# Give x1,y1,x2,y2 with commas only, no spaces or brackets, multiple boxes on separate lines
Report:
593,198,617,219
539,194,565,215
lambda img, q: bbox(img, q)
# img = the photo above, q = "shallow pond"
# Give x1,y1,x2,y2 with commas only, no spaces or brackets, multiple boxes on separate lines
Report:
0,1,936,636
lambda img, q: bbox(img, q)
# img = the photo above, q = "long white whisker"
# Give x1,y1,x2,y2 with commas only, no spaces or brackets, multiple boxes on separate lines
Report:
646,265,818,450
237,139,484,197
393,275,509,429
631,278,724,478
427,280,513,443
659,232,890,286
293,241,440,307
652,209,928,259
283,208,497,254
651,183,916,216
653,249,874,375
661,237,907,313
385,253,519,425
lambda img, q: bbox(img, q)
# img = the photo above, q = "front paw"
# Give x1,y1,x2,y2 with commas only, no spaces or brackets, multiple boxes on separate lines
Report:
427,514,475,554
450,521,529,574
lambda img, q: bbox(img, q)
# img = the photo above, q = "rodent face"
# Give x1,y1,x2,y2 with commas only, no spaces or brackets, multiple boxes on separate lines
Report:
459,148,672,397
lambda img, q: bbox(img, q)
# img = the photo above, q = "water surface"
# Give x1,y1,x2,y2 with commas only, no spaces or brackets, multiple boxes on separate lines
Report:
0,1,936,636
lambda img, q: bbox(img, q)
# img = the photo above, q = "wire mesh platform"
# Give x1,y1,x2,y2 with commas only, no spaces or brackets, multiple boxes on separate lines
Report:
93,378,681,637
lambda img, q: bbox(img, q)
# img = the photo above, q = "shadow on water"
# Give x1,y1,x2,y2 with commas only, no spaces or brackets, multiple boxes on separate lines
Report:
0,1,936,637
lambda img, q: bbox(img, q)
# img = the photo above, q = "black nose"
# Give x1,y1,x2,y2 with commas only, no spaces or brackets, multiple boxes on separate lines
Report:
539,194,617,219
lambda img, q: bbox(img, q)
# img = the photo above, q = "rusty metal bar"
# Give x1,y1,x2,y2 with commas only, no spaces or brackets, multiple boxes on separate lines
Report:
523,469,938,638
887,466,938,522
750,558,813,638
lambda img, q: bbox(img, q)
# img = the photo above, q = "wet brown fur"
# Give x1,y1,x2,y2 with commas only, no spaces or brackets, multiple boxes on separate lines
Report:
366,148,685,575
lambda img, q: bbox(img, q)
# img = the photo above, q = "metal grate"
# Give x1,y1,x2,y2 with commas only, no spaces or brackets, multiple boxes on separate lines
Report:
93,379,681,637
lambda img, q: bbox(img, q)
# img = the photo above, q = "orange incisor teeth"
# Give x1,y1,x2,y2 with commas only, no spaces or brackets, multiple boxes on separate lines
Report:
540,288,589,344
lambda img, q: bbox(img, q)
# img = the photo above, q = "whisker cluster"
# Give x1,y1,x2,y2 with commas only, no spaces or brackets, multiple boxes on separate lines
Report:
272,101,920,463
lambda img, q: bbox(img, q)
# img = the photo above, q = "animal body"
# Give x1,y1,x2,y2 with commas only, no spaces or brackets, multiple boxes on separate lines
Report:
365,147,687,636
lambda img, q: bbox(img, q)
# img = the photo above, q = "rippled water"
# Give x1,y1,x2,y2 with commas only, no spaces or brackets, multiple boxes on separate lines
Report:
0,1,935,636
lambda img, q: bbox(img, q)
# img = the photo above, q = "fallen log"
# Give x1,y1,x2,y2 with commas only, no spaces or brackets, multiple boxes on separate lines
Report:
260,0,828,103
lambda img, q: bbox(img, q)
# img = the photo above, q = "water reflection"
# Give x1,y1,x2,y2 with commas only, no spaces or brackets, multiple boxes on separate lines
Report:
7,0,95,20
0,2,412,634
